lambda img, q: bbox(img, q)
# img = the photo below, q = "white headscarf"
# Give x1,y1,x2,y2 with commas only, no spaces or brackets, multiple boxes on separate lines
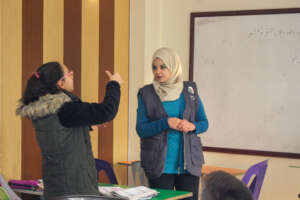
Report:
152,47,183,102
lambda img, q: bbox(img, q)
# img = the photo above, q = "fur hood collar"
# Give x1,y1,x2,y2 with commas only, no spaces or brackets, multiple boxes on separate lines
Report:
16,93,71,119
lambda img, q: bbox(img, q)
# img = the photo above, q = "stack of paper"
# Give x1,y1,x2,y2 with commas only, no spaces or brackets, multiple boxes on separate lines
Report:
98,186,158,200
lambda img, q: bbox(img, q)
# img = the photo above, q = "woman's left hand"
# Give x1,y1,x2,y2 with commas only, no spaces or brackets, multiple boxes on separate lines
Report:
177,119,196,133
91,123,108,130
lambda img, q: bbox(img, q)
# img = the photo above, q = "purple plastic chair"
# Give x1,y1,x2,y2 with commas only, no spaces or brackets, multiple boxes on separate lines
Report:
241,160,268,200
94,159,118,184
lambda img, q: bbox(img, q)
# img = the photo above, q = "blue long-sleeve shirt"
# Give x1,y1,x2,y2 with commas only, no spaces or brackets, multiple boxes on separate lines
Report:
136,93,208,174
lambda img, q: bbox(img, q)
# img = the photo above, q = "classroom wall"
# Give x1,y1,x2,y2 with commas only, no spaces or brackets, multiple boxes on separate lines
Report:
0,0,22,180
129,0,300,199
112,0,130,185
128,0,145,162
0,0,129,184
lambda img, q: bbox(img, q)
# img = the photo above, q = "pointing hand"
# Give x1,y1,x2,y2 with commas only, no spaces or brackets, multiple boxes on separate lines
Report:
105,70,123,84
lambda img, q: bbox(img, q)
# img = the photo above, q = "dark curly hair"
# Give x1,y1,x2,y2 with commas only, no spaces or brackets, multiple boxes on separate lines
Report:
21,62,64,105
201,171,253,200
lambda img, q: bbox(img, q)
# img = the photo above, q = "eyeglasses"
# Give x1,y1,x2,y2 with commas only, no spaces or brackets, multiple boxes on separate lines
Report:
60,71,73,81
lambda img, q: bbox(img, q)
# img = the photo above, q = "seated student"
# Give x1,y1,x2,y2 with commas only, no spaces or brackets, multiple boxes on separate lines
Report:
201,171,253,200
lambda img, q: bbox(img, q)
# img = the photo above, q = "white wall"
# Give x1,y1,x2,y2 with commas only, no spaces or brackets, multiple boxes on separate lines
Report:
128,0,146,171
129,0,300,198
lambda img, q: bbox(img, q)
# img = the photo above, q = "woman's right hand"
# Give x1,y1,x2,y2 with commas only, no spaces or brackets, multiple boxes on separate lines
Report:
105,70,123,84
168,117,182,130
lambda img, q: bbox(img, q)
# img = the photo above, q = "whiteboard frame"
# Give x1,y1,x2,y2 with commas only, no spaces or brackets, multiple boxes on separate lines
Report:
189,8,300,158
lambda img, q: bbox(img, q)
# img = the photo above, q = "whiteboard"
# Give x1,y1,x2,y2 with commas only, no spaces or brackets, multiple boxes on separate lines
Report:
190,9,300,157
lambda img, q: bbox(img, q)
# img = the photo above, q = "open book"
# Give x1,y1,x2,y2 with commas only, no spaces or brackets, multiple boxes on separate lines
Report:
98,186,158,200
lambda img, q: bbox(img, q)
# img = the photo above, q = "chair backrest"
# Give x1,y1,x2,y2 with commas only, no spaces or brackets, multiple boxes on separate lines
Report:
94,159,118,184
241,160,268,200
0,174,22,200
130,161,148,186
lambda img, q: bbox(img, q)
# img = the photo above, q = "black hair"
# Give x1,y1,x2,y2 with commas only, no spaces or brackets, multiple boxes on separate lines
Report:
201,171,253,200
21,62,64,105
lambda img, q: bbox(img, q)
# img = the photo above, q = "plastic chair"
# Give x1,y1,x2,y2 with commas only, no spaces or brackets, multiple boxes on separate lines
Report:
117,160,148,186
129,161,147,186
94,159,118,184
241,160,268,200
0,174,22,200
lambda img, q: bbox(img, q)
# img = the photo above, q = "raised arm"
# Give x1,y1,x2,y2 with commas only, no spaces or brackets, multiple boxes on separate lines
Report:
58,81,121,127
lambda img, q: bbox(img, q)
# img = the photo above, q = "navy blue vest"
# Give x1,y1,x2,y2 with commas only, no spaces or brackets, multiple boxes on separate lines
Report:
138,81,204,179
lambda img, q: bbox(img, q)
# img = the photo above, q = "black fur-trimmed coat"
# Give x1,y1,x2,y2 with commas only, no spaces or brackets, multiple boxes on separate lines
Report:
16,81,120,199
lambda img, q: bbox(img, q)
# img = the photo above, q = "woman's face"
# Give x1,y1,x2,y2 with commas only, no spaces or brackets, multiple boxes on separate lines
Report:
58,64,74,92
152,58,171,83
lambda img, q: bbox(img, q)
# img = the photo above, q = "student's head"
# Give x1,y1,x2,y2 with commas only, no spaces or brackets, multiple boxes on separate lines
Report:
201,171,253,200
152,47,182,84
21,62,74,105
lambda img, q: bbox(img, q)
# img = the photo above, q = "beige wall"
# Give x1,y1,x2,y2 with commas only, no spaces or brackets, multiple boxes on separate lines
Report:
0,0,22,180
113,0,130,184
128,0,145,163
0,0,129,182
129,0,300,199
43,0,64,63
0,0,3,178
0,0,2,175
81,0,99,157
128,0,146,185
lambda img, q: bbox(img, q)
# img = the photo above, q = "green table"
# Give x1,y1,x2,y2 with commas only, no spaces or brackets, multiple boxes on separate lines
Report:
153,188,192,200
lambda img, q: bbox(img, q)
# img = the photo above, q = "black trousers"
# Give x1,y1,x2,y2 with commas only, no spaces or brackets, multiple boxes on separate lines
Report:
148,173,199,200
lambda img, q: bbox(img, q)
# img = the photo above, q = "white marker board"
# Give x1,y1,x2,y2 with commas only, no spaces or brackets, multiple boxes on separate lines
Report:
189,9,300,158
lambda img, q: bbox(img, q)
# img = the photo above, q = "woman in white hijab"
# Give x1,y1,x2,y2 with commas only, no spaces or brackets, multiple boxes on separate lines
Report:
136,47,209,200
